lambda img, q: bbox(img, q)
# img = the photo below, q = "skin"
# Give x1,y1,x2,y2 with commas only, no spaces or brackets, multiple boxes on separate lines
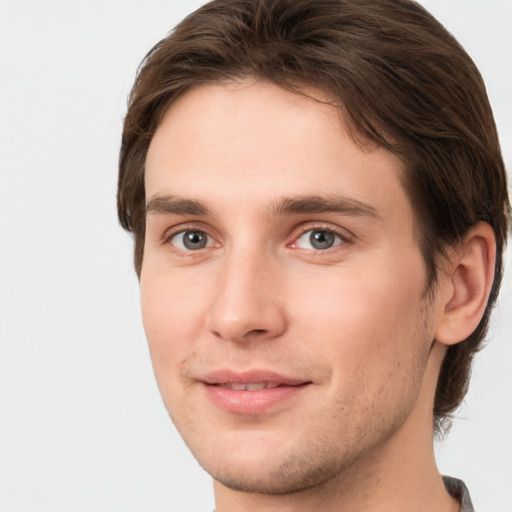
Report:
141,80,493,511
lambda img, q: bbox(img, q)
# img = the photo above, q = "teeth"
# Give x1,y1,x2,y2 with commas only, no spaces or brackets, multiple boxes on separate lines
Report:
220,382,280,391
231,383,250,391
245,383,266,391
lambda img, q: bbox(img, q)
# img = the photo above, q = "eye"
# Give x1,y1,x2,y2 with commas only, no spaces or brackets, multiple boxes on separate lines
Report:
169,230,212,251
294,229,344,250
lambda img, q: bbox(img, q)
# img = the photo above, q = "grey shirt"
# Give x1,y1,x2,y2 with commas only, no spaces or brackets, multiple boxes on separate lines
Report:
443,476,475,512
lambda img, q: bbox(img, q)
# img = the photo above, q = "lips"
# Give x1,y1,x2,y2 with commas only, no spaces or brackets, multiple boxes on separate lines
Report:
200,370,311,414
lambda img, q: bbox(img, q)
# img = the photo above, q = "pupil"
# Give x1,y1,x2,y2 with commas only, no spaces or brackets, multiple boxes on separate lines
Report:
310,230,335,250
183,231,207,250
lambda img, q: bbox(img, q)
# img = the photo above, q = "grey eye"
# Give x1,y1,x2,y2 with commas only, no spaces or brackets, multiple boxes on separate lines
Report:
295,229,342,250
171,230,210,250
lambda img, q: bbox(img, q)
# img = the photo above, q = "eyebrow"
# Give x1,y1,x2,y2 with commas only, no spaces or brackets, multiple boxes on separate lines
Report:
270,195,380,219
146,195,210,216
146,193,379,219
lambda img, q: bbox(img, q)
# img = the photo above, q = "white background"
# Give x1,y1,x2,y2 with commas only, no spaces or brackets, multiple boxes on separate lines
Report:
0,1,510,511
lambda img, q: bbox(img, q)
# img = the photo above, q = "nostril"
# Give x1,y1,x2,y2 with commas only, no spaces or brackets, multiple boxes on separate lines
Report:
248,329,267,336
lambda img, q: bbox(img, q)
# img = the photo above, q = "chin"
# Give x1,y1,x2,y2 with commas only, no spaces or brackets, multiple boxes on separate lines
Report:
204,451,345,495
188,428,360,496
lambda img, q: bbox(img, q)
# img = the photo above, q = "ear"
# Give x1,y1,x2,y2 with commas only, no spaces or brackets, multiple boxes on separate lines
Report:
435,222,496,346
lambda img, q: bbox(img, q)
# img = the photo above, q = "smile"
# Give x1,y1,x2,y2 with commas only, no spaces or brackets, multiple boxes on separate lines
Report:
201,371,312,414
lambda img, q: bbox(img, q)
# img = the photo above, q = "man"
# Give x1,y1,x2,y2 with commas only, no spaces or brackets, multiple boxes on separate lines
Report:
117,0,510,510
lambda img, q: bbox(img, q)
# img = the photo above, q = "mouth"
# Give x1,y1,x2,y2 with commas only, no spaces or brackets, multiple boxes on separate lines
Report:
200,370,312,414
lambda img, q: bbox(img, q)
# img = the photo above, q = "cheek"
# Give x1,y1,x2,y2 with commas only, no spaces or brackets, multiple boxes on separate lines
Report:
140,267,211,373
293,257,429,381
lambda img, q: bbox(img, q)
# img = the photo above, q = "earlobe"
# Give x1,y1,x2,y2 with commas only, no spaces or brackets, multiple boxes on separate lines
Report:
435,222,496,346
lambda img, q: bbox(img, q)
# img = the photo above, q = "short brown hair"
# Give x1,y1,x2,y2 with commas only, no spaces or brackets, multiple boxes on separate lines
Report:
118,0,510,430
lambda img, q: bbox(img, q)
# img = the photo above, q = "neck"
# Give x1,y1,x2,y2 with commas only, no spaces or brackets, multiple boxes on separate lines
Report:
213,342,459,512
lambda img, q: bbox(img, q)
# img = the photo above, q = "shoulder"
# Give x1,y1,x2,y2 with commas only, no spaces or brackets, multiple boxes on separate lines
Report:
443,476,475,512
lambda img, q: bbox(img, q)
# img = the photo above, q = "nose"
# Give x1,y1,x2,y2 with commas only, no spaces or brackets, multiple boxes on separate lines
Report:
206,247,287,343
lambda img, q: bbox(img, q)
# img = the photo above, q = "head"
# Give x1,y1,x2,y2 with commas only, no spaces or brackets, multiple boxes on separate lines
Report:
118,4,510,501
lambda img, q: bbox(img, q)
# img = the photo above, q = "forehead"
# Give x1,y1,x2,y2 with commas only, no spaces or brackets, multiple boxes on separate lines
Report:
145,80,409,222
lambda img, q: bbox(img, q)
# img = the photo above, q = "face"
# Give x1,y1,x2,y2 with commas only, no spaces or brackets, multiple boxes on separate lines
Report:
142,81,440,494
